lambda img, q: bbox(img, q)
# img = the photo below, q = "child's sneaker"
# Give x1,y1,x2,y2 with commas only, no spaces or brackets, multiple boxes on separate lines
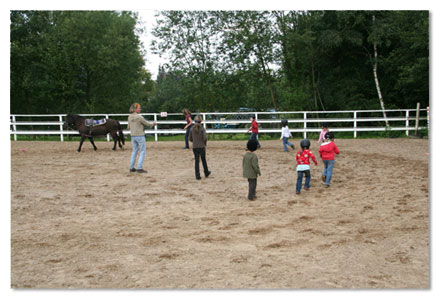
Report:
304,187,310,191
325,185,330,188
296,191,300,194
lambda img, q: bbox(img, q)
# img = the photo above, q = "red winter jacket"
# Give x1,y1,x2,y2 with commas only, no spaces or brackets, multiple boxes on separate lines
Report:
296,149,318,166
319,141,340,160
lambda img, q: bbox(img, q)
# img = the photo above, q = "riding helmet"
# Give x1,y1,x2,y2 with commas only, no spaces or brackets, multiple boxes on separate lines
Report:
325,132,334,140
300,139,311,149
281,119,288,126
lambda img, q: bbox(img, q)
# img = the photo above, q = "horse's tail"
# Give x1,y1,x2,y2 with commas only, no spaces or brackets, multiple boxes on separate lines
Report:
117,121,125,145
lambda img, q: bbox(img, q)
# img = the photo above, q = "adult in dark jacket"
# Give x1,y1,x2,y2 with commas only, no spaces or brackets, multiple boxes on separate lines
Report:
189,115,211,180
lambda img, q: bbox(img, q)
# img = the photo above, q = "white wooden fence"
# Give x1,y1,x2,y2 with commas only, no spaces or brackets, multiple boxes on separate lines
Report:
10,108,428,142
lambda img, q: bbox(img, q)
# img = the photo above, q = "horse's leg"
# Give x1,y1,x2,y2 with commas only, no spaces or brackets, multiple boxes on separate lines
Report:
109,129,121,150
116,132,123,149
88,137,98,151
111,132,117,150
78,135,86,152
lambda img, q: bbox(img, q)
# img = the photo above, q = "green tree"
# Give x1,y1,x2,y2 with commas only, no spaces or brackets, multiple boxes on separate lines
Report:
146,67,189,113
219,11,280,112
10,10,153,114
315,11,428,112
151,11,227,111
10,11,54,114
300,11,390,111
148,10,428,114
273,11,327,111
382,11,429,109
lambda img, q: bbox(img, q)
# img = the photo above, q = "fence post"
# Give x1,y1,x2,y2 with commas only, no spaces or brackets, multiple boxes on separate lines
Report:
154,113,158,142
202,113,206,129
354,111,357,138
427,106,429,133
255,112,259,139
406,110,410,136
12,115,17,141
303,112,307,139
59,115,64,142
415,102,420,135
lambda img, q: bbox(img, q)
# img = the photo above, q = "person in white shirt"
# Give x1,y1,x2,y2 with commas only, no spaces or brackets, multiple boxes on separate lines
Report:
280,119,295,152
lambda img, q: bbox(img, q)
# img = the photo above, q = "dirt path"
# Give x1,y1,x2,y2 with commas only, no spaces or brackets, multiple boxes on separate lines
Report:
11,138,429,288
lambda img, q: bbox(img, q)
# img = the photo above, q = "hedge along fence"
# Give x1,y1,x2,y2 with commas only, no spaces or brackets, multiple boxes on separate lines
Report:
10,107,428,142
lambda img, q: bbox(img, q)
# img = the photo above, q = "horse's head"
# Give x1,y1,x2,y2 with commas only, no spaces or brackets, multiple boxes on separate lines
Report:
64,114,78,130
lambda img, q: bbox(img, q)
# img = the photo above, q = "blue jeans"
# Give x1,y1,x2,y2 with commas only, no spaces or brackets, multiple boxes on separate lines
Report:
296,170,311,193
282,137,293,151
250,133,261,148
322,160,335,186
184,125,193,148
130,136,146,169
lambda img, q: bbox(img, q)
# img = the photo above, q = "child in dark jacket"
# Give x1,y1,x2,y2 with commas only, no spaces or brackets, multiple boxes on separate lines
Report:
319,131,340,188
296,139,318,194
242,139,261,200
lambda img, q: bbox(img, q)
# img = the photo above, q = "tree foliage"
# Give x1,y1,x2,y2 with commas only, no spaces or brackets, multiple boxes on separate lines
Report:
10,10,154,114
10,11,428,115
148,10,429,113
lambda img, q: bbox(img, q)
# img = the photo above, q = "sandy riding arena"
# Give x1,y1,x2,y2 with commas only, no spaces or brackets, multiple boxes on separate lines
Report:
11,138,429,288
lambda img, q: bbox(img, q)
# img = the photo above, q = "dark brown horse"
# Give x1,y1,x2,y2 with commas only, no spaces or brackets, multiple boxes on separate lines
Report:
64,114,125,152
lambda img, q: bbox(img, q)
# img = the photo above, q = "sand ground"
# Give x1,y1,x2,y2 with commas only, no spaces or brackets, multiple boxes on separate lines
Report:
10,138,429,288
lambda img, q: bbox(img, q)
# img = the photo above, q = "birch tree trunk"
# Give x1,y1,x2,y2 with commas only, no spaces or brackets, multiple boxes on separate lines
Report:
372,15,390,127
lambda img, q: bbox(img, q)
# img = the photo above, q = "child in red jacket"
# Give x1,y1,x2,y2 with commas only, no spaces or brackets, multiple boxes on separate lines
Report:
247,115,261,149
319,132,340,188
296,139,318,194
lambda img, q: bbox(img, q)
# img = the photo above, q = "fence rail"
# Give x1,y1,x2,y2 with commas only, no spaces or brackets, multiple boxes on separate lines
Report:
10,108,428,142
